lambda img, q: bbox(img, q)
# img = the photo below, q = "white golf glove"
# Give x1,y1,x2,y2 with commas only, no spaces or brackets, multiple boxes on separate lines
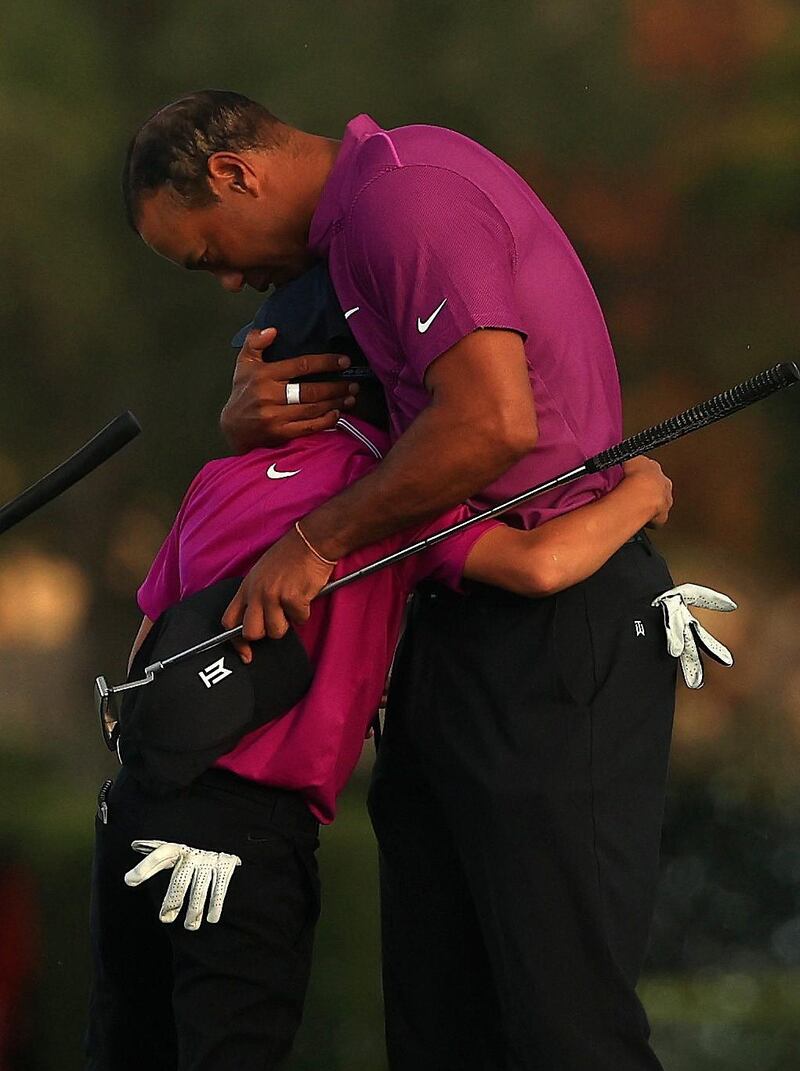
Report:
651,583,737,689
124,839,242,930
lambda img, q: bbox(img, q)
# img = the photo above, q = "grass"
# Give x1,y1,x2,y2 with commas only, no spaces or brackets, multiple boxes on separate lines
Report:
0,752,798,1069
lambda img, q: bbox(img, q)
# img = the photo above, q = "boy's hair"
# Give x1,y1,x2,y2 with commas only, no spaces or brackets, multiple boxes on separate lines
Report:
122,90,285,230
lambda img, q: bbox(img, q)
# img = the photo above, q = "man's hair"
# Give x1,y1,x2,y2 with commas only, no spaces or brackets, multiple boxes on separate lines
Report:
122,90,286,230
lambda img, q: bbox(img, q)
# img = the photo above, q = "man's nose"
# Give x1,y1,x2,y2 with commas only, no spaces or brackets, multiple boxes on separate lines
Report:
216,271,245,293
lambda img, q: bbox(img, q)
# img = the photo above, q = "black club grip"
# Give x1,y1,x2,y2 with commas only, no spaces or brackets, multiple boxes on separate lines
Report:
0,411,141,535
585,362,800,474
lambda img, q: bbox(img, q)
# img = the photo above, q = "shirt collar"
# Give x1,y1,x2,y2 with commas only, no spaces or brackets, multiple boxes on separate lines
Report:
335,414,387,460
308,114,382,256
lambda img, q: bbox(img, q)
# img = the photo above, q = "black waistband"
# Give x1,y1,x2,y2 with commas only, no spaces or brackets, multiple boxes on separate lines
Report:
117,764,318,838
197,768,317,833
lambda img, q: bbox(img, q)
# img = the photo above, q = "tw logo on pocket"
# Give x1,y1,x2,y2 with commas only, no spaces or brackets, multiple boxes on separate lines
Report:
198,658,233,688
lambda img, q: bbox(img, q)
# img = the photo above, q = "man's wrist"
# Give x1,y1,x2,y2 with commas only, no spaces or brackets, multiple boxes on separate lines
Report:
299,509,352,563
294,521,338,566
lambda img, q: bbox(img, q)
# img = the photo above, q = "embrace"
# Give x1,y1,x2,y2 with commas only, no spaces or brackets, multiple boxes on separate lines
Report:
86,90,734,1071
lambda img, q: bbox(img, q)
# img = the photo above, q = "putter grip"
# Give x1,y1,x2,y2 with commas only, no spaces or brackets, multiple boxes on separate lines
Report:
586,362,800,473
0,411,141,535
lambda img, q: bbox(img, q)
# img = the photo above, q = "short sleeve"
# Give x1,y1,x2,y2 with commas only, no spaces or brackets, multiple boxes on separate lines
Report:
402,506,501,592
345,165,527,384
136,470,204,619
136,519,181,620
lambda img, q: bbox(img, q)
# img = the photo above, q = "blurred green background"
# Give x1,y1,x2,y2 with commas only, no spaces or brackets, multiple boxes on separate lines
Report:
1,1,799,1067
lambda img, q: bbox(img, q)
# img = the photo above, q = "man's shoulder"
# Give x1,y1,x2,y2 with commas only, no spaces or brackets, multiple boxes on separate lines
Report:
342,114,506,210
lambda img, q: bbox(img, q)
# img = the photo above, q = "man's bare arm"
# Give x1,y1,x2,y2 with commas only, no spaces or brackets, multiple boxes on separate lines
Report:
222,328,538,643
127,615,155,675
302,328,537,560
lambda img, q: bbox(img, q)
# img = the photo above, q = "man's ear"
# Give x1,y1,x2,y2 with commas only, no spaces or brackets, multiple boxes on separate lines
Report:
207,152,259,197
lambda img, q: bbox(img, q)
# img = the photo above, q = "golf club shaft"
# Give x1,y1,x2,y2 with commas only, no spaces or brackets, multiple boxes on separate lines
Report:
0,411,142,536
320,361,800,595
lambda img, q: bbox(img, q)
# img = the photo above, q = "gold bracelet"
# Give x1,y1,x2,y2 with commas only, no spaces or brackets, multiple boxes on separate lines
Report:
294,521,338,567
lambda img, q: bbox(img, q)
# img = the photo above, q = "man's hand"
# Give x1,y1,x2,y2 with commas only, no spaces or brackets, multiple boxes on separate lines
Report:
221,525,335,656
220,327,359,452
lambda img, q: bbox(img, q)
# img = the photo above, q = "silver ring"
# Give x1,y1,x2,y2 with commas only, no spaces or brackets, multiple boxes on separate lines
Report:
285,383,301,405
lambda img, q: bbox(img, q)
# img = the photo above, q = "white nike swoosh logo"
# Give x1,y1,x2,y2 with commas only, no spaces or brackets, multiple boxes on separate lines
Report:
344,307,360,319
266,463,301,480
417,298,447,333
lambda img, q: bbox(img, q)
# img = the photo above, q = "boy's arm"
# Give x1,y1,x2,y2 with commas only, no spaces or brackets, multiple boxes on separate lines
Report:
127,615,155,676
464,458,672,596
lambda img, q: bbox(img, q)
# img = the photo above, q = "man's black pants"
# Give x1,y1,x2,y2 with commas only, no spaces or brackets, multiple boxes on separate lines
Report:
85,766,320,1071
368,536,676,1071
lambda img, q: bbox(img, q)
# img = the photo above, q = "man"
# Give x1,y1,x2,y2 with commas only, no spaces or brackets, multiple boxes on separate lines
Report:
89,263,674,1070
123,91,677,1069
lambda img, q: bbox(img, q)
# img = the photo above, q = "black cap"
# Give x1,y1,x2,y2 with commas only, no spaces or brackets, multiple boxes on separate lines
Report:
118,577,313,793
231,261,376,381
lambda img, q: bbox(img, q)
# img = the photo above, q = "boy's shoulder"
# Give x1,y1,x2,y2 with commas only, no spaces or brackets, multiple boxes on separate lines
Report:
181,418,388,505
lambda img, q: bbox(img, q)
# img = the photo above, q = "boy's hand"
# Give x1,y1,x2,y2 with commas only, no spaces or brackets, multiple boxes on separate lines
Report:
622,457,673,528
220,327,359,452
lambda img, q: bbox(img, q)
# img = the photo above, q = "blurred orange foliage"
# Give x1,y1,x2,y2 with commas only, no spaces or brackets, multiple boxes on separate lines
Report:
628,0,792,82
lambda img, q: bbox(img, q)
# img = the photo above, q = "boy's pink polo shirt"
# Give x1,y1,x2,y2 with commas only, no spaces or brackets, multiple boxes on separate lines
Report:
137,417,495,822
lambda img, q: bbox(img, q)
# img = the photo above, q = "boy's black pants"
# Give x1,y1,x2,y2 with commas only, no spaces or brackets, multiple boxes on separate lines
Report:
86,766,320,1071
368,536,676,1071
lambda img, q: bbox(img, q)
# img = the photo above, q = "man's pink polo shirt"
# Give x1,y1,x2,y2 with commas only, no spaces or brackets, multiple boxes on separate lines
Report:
137,417,495,823
308,114,624,527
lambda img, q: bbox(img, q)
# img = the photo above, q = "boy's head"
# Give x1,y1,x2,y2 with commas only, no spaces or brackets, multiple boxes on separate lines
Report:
231,263,389,431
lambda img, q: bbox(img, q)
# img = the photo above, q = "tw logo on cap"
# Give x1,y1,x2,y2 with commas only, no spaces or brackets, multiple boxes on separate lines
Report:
199,658,233,689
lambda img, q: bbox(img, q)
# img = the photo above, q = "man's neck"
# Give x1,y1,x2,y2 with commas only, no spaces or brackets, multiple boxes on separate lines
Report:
287,132,342,245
